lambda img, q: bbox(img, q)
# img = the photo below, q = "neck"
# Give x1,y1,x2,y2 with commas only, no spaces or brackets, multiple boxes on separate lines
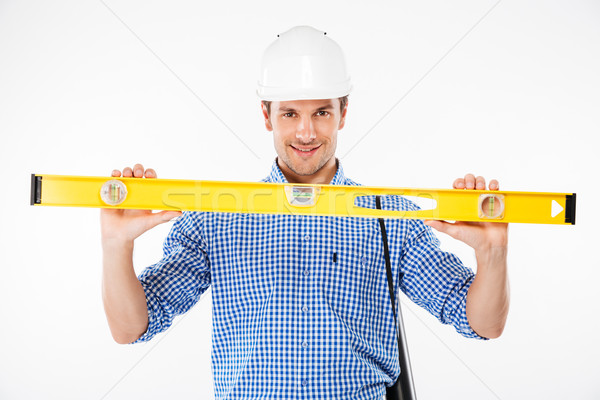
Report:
277,157,338,184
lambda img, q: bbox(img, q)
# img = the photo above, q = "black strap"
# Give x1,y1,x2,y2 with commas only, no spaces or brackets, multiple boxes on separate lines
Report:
376,196,400,343
376,196,416,400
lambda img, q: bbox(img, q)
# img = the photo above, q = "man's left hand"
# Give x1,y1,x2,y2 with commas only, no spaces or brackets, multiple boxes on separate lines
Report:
424,173,508,252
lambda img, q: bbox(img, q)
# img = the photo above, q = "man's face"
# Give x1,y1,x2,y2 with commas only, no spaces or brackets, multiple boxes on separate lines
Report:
262,98,347,177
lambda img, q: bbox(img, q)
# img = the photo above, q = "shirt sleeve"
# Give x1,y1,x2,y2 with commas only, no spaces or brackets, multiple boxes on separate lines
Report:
132,211,211,344
399,218,488,340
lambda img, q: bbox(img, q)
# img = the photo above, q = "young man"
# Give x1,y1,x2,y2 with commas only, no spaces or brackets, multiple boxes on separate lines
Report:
101,26,509,399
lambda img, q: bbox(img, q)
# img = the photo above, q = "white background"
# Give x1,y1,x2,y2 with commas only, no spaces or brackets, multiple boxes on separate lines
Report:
0,0,598,399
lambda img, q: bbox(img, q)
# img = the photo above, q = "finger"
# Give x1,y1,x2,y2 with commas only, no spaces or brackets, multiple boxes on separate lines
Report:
123,167,133,177
133,164,144,178
475,176,486,190
111,169,121,177
489,179,499,190
145,168,157,179
464,173,476,189
453,178,465,189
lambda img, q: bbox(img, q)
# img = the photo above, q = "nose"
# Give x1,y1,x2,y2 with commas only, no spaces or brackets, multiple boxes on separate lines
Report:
295,115,316,142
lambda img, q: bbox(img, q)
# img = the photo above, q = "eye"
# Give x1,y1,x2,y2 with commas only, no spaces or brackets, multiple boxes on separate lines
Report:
316,110,330,117
282,112,295,118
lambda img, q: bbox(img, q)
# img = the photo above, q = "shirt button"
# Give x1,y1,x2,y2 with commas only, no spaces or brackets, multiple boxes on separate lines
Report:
301,379,308,387
302,305,308,312
303,269,310,276
302,341,308,348
304,234,310,241
361,256,367,266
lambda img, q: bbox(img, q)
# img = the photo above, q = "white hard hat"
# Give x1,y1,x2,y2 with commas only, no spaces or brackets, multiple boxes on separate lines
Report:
256,26,352,101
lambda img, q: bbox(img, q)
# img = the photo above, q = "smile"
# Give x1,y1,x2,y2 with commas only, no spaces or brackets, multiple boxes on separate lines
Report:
291,144,321,156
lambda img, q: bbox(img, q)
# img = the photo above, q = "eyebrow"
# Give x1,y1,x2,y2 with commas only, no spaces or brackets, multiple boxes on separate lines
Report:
278,104,335,112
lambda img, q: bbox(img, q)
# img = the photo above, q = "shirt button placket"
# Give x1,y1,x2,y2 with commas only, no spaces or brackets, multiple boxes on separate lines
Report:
300,226,311,390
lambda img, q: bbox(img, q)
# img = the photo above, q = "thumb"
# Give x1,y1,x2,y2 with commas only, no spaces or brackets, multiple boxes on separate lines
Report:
145,210,182,230
424,219,460,239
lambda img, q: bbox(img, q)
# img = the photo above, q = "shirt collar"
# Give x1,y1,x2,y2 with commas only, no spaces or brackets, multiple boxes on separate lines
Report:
263,157,348,186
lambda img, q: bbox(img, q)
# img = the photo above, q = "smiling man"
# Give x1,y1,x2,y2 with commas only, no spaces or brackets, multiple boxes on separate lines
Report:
101,26,509,400
263,97,346,184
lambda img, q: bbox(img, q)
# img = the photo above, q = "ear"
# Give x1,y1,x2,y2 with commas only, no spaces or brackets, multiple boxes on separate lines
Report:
338,102,348,130
261,102,273,131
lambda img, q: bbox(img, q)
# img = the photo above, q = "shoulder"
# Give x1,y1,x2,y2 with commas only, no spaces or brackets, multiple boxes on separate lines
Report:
341,177,362,187
164,211,208,249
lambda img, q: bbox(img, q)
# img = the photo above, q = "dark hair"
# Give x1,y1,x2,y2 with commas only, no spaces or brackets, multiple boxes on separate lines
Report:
262,95,348,117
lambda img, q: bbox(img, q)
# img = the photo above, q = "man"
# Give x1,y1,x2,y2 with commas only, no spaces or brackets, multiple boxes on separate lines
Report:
101,26,509,399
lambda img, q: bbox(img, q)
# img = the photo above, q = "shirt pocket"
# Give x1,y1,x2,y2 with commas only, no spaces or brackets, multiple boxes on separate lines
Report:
321,229,386,326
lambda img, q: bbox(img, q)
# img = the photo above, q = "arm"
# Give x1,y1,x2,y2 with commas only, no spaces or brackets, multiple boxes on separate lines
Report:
466,246,509,339
424,174,509,339
399,218,484,340
101,164,182,344
101,239,148,344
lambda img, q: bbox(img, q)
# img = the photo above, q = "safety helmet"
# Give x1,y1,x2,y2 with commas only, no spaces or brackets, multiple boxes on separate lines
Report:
256,26,352,101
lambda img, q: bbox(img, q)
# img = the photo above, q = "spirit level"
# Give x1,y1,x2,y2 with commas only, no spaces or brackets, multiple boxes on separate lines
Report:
30,174,576,225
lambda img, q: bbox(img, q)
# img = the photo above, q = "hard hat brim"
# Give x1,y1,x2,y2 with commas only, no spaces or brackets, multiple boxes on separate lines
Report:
256,82,352,101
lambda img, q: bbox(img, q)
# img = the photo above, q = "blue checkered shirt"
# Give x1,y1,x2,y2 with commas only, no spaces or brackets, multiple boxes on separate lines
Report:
135,159,484,400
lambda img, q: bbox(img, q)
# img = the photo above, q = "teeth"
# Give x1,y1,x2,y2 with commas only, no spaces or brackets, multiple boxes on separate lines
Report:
295,146,316,152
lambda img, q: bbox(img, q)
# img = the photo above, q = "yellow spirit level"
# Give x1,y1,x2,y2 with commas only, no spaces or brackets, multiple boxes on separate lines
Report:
30,174,576,225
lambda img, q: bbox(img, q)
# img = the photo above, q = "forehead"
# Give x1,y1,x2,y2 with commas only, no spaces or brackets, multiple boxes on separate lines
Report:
274,98,339,111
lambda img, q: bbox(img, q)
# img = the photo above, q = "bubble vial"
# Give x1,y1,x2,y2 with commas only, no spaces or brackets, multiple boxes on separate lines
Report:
100,179,127,206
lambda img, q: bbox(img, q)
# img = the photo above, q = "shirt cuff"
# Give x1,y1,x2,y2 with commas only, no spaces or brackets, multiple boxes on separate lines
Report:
130,281,170,344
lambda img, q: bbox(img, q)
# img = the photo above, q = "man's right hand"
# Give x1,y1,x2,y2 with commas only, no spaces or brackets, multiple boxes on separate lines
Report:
101,163,181,344
100,163,182,244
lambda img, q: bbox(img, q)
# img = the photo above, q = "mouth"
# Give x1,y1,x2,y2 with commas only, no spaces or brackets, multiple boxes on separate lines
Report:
290,144,321,157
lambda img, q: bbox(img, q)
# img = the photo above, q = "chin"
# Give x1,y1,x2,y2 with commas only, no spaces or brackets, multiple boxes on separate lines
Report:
278,145,334,177
289,162,320,176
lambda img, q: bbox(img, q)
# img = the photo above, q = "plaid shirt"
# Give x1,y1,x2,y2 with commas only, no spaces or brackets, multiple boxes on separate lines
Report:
136,158,484,400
